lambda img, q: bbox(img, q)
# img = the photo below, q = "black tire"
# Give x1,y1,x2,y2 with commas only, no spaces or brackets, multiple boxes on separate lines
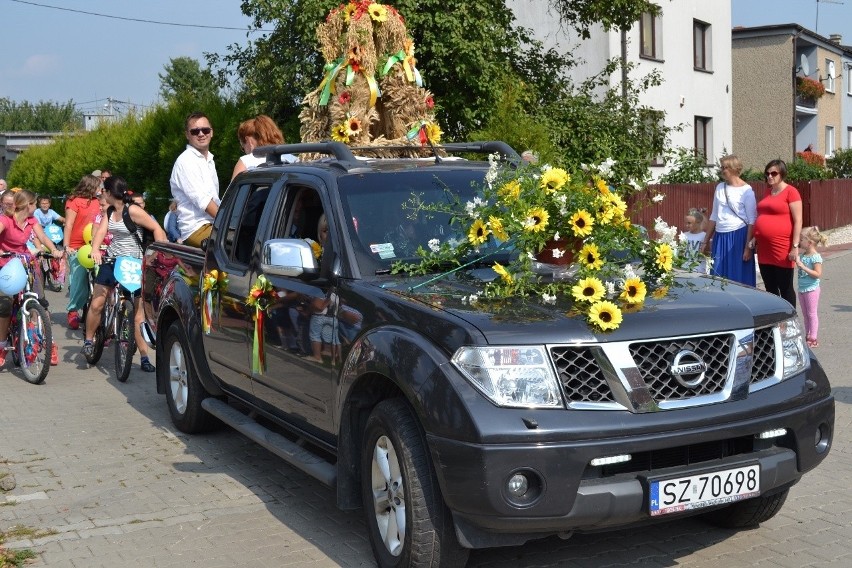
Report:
85,317,105,365
163,322,217,433
701,488,789,528
47,273,62,293
18,301,52,385
114,298,136,382
361,399,468,568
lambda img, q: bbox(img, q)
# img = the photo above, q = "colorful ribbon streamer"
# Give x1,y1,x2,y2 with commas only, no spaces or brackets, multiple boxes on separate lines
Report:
344,65,380,107
319,57,346,106
246,275,275,374
381,50,423,87
201,270,228,335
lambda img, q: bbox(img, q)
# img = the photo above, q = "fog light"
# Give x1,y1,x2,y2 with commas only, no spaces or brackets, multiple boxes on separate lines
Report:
757,428,786,440
590,454,631,467
507,473,529,497
815,422,831,453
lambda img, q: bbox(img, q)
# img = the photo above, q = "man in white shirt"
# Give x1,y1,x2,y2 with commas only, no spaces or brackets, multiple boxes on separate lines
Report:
169,112,220,247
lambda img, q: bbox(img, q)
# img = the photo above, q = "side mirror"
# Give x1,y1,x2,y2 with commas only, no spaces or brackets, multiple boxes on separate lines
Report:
260,239,319,277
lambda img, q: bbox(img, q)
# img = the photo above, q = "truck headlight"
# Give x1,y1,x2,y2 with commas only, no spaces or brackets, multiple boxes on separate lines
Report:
779,318,809,379
452,346,564,408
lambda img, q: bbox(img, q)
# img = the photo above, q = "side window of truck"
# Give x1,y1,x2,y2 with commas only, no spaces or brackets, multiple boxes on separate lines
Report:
276,186,324,243
222,182,271,267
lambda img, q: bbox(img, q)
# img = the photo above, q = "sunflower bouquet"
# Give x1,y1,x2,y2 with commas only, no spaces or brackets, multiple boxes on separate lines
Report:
393,155,689,332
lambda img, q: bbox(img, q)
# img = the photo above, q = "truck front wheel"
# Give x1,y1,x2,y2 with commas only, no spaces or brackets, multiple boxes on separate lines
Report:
163,322,217,433
361,399,468,568
701,487,789,528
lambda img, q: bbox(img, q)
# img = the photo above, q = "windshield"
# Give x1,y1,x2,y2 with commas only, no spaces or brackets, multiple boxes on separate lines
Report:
338,168,512,275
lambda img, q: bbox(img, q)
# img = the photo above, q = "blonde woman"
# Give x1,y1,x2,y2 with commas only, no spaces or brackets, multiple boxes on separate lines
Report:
701,155,757,286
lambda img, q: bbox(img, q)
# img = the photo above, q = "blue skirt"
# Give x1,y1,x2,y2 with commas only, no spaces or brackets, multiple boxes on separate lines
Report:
711,226,756,286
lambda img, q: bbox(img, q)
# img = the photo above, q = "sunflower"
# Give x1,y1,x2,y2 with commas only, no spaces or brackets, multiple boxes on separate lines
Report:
572,277,605,303
570,210,594,237
368,3,388,22
652,285,669,299
488,216,509,241
595,177,610,195
498,180,521,201
425,122,442,143
492,262,513,284
346,116,362,138
579,243,604,270
588,301,623,331
523,207,549,233
331,123,350,142
343,2,357,21
619,277,647,304
655,243,674,272
540,168,570,194
468,218,490,245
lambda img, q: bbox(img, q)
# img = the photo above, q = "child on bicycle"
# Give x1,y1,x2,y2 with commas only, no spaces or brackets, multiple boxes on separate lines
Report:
83,176,166,373
0,191,65,367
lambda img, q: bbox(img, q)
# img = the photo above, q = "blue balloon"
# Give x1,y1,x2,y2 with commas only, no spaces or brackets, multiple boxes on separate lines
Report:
0,258,28,295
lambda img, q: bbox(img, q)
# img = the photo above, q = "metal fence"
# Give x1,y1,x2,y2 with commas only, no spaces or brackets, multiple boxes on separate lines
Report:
630,179,852,232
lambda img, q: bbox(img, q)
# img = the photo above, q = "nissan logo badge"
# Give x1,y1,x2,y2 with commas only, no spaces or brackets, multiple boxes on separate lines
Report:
670,349,708,389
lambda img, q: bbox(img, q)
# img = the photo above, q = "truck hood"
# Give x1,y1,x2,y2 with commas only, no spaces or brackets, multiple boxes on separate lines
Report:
376,271,795,344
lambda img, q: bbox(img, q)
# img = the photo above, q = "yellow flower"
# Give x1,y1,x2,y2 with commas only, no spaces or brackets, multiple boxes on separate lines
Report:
331,123,350,142
588,301,623,331
343,2,357,21
368,3,388,22
594,199,616,224
619,277,647,304
488,216,509,241
579,243,604,270
655,243,674,272
492,262,512,284
468,218,490,245
540,168,569,194
425,122,442,143
572,277,605,303
346,116,362,138
652,286,669,299
498,180,521,201
595,177,610,195
524,207,549,232
570,210,594,237
309,240,323,259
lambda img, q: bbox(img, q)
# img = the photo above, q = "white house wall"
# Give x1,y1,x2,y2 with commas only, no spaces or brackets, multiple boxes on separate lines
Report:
509,0,733,180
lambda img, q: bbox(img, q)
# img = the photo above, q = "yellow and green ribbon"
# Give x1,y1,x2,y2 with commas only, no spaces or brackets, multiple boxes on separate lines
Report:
201,269,228,335
246,275,275,374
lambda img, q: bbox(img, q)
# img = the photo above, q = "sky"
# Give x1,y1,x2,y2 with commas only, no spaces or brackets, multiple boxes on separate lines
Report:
3,0,852,116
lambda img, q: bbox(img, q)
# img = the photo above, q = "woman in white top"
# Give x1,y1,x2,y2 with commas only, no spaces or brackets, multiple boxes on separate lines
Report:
83,176,166,372
231,115,295,180
701,154,757,286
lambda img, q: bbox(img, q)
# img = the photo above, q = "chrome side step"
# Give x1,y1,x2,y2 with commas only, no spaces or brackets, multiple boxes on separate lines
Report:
200,398,337,487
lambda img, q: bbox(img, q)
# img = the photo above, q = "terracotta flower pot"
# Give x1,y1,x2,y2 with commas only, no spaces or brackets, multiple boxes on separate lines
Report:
536,238,577,265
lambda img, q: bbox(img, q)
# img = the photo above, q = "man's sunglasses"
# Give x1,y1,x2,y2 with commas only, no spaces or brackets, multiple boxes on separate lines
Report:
189,127,212,136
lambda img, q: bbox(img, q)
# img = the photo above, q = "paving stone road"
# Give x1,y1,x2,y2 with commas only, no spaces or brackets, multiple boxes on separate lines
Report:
2,244,851,567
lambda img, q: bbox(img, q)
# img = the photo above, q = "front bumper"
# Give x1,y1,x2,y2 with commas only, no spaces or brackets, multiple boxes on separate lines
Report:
428,392,834,549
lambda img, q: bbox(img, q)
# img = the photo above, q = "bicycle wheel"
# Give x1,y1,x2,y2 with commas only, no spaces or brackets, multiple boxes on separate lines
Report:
114,297,136,382
85,312,106,365
18,301,52,384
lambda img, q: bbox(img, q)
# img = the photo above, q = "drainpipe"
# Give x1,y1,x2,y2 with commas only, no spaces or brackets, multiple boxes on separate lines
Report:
792,34,798,159
621,29,628,101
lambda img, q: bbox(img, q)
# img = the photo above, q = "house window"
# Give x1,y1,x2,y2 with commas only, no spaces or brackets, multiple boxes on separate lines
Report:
694,116,712,163
847,126,852,148
826,126,835,157
847,64,852,95
640,10,662,60
693,20,711,71
641,109,666,166
825,59,836,92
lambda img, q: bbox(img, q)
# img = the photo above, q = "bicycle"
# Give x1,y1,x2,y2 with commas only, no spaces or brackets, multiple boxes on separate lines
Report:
40,223,64,292
82,255,141,383
0,252,53,384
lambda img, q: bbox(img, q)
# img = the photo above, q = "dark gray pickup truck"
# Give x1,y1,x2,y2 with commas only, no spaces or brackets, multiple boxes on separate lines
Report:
142,142,834,568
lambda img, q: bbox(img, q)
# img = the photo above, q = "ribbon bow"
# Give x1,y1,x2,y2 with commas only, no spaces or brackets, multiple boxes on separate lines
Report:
246,275,276,374
201,269,229,334
381,49,423,87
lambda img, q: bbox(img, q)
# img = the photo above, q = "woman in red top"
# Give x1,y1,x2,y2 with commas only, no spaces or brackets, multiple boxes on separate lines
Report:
753,160,803,307
63,174,101,330
0,191,64,367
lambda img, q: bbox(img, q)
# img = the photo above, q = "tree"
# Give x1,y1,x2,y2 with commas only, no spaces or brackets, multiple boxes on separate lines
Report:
158,57,220,102
0,98,82,131
547,0,661,38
